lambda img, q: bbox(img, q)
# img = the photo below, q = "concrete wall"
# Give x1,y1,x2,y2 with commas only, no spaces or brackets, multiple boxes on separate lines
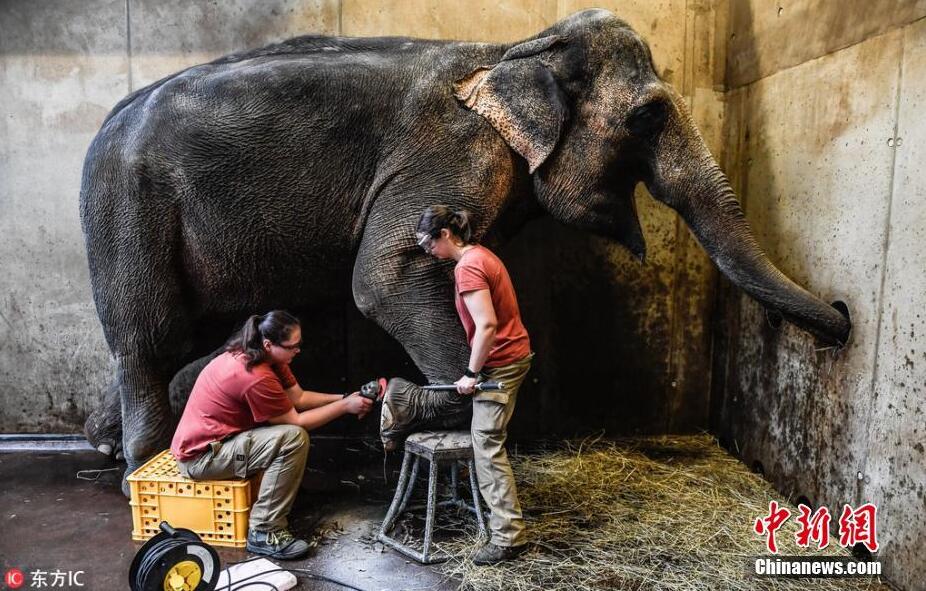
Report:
3,0,923,586
712,2,926,588
0,1,724,437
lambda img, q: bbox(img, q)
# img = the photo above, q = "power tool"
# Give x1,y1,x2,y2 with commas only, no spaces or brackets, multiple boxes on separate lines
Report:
359,378,388,402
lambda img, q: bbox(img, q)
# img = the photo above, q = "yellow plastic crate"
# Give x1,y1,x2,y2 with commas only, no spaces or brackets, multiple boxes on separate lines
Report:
128,449,261,548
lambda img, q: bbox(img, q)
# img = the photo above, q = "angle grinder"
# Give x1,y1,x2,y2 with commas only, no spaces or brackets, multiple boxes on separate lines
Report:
358,378,388,402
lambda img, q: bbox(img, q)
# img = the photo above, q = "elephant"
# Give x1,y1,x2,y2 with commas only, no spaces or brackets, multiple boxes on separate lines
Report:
79,9,851,493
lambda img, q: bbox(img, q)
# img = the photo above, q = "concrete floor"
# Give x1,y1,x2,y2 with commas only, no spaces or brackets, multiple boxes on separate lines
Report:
0,438,458,591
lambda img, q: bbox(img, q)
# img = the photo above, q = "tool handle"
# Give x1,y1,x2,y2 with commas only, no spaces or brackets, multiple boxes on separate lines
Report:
423,380,505,392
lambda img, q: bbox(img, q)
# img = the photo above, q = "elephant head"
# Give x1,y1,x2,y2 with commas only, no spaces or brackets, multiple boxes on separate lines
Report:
454,9,851,346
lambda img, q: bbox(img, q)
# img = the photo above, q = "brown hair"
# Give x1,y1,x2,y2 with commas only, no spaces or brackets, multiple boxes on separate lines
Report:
225,310,300,370
417,205,477,244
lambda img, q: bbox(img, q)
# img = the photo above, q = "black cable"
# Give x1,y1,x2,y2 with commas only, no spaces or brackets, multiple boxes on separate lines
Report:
228,582,280,591
292,569,369,591
215,564,369,591
215,544,366,591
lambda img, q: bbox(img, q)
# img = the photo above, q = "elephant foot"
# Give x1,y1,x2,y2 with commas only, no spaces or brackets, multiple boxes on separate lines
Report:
379,378,472,451
121,463,139,497
380,378,420,451
120,411,176,498
84,381,123,459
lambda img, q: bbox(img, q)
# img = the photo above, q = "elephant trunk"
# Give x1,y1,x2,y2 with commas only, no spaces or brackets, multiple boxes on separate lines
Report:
647,106,851,347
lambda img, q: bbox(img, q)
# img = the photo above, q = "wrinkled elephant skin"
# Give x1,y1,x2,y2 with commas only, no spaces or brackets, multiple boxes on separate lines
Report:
80,9,850,492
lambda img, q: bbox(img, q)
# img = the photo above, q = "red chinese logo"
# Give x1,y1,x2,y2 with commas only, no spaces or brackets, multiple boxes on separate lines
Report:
838,503,879,552
754,501,791,553
795,504,831,549
754,501,878,554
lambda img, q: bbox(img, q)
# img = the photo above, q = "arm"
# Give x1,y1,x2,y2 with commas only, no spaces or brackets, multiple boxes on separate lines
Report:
285,384,344,412
267,393,372,431
457,288,498,394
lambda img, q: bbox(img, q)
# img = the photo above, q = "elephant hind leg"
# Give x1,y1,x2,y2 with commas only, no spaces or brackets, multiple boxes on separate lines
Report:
85,379,123,459
100,265,195,495
85,346,222,461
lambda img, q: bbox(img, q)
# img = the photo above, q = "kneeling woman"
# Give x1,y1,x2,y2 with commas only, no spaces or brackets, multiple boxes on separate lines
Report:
170,310,372,559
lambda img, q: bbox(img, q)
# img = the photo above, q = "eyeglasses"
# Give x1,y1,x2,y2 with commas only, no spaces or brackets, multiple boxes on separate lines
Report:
416,231,438,254
276,340,302,351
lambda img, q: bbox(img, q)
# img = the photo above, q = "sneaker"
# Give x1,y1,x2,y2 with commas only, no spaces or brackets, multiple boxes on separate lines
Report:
246,528,310,560
472,542,527,566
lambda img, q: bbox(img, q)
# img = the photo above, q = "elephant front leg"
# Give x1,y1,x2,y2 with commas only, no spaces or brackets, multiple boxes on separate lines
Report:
380,377,474,450
352,230,473,450
168,347,224,417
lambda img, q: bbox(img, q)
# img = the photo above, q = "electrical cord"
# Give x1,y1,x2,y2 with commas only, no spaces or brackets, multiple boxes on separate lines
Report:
229,582,279,591
134,536,209,591
217,557,369,591
292,569,369,591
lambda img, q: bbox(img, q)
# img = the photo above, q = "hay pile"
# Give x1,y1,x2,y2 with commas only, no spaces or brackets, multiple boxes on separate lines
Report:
432,435,889,591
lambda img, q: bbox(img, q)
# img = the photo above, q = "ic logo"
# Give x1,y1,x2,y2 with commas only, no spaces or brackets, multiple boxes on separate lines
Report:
4,568,25,589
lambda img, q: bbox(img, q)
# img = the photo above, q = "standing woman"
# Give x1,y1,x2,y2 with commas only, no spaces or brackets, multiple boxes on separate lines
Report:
170,310,373,559
416,205,534,565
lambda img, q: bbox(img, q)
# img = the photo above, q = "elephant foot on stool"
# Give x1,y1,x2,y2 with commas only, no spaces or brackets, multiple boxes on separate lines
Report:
380,378,472,451
380,378,424,451
84,380,123,460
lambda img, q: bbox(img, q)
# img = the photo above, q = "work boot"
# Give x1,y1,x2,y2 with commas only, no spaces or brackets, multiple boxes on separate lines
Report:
246,528,310,560
472,542,527,566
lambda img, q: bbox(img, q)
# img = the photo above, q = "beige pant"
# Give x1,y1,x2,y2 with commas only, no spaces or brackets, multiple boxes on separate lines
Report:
178,424,309,532
472,353,533,548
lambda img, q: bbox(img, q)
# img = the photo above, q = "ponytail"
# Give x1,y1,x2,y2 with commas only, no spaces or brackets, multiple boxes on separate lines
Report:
417,205,477,244
226,310,300,370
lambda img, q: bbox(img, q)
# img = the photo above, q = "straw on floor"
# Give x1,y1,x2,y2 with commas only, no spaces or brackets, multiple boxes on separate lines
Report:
429,435,889,591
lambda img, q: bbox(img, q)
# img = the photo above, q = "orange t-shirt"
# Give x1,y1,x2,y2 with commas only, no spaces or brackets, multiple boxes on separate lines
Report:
454,245,531,368
170,352,296,461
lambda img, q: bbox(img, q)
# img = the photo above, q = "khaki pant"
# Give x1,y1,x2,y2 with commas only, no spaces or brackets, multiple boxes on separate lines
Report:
472,353,533,548
178,424,309,532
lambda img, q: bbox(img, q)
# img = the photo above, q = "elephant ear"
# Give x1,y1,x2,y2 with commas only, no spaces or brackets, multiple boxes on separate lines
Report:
454,35,567,173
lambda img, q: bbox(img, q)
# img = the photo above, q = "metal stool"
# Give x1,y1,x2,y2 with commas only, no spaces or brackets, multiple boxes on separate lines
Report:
377,430,487,564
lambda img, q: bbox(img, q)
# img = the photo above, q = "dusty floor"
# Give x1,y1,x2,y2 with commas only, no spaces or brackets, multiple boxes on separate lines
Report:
0,438,456,591
0,437,899,591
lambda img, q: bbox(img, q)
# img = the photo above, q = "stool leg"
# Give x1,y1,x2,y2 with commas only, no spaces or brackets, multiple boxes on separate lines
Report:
468,458,487,538
396,456,420,517
422,458,439,560
451,461,460,504
379,451,413,536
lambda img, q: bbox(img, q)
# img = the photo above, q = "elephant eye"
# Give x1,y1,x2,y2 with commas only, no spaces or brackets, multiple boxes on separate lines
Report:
626,100,667,137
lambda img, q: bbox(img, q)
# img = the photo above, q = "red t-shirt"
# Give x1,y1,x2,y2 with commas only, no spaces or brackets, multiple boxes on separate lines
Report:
454,245,531,368
170,351,296,461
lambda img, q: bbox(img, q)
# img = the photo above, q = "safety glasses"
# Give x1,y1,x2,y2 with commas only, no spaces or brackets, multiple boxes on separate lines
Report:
416,231,437,254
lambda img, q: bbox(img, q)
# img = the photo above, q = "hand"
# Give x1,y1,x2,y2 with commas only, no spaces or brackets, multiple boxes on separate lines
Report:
455,375,477,395
343,392,373,418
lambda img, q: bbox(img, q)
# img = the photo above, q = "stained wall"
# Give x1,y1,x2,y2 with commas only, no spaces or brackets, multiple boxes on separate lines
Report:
713,2,926,588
